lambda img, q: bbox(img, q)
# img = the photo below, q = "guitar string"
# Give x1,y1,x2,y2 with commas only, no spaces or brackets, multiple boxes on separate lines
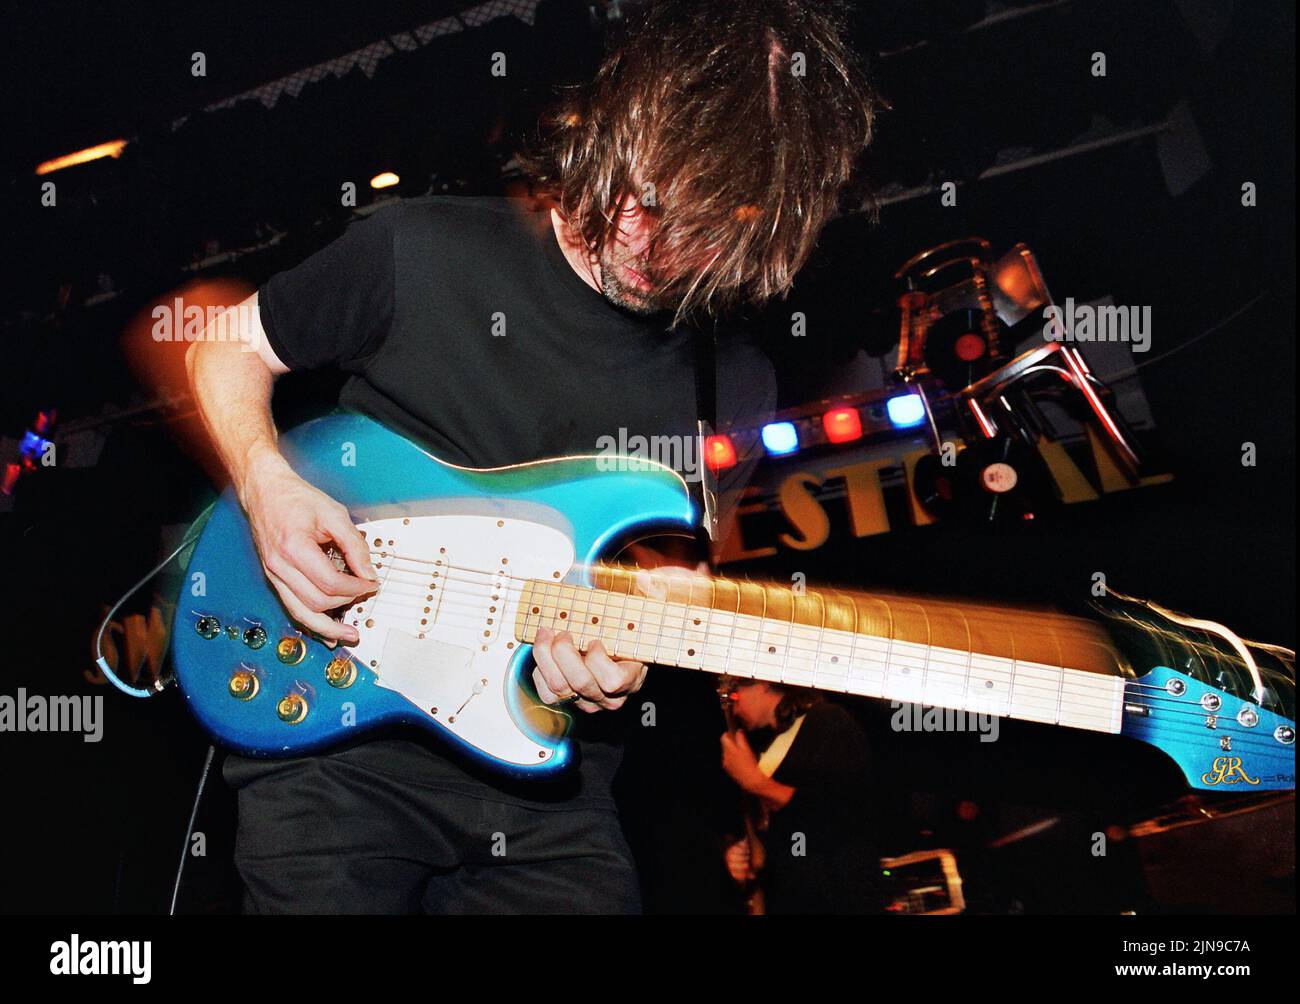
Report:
371,572,1185,707
520,601,1288,748
366,543,1278,700
346,570,1123,722
276,552,1289,739
367,550,1199,689
274,575,1289,752
347,568,1277,728
352,543,1294,701
364,546,1295,688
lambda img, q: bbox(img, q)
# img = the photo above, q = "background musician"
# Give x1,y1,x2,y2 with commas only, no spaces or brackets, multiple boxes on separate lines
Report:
721,678,885,914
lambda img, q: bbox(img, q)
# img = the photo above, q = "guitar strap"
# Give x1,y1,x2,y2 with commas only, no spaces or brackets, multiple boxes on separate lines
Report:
692,329,721,549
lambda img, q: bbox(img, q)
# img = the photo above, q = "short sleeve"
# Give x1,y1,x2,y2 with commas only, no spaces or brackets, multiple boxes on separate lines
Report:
257,203,399,371
777,703,872,814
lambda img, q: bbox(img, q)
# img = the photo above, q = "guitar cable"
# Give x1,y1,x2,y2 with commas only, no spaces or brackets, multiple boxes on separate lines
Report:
93,507,212,698
91,505,216,913
170,743,216,916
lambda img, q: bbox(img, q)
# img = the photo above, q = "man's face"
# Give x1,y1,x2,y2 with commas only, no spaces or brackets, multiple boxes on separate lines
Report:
597,193,660,315
728,681,781,730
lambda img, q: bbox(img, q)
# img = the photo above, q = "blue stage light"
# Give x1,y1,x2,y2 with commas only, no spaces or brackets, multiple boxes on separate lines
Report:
886,395,927,428
760,421,799,455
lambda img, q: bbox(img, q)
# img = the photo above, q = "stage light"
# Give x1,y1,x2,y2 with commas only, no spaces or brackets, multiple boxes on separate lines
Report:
886,394,927,429
761,421,799,456
704,434,737,470
19,431,52,464
35,140,128,176
370,172,400,189
822,407,863,444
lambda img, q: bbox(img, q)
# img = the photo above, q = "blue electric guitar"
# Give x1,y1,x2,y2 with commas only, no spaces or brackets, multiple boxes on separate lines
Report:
170,413,1296,790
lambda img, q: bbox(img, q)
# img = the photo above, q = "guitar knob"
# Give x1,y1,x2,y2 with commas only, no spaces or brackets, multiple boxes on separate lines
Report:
276,636,307,665
276,693,308,724
195,616,221,640
228,669,259,701
243,625,268,650
324,656,357,689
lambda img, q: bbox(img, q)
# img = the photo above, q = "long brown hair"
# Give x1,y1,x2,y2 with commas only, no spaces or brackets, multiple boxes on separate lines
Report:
522,1,880,326
773,684,823,732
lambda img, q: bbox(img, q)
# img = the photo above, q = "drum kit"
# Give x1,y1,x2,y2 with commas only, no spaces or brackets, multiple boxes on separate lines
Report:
889,237,1146,523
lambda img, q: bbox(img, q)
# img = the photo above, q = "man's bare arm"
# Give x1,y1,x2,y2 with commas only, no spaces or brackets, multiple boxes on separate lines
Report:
184,292,377,644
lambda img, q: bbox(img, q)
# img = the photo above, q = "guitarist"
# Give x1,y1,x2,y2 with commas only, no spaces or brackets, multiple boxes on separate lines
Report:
721,679,885,914
184,0,878,913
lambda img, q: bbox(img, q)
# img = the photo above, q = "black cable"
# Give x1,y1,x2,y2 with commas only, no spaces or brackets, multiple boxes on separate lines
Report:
169,744,216,916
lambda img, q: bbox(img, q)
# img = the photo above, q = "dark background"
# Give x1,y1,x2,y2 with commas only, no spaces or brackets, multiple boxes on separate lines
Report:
1,0,1293,914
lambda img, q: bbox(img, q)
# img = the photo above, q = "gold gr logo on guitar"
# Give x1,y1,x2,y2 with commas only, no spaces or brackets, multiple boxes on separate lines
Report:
1200,756,1260,786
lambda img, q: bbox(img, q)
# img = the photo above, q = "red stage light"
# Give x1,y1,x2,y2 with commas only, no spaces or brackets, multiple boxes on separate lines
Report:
704,434,737,470
822,407,863,443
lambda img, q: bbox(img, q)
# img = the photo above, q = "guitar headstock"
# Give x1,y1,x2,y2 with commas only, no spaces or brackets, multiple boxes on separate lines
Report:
1097,593,1295,791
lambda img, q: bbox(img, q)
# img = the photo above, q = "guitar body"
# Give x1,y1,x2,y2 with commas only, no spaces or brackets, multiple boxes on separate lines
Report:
170,413,694,774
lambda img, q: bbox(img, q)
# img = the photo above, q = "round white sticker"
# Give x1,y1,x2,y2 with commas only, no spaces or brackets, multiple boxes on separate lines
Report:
981,462,1018,494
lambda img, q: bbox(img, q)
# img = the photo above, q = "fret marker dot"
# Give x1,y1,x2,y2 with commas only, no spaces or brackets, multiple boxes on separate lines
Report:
984,680,993,689
627,623,635,630
768,646,776,654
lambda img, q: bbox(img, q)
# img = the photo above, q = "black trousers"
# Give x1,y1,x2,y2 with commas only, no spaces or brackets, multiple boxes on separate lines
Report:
224,753,641,914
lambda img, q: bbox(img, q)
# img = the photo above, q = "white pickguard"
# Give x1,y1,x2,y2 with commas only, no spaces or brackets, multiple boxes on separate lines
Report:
342,513,574,767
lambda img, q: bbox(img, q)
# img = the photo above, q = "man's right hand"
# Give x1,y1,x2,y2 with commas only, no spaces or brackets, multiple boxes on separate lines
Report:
238,456,379,645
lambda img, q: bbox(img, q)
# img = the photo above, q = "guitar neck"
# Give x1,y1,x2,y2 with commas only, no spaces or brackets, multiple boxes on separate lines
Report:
515,568,1129,736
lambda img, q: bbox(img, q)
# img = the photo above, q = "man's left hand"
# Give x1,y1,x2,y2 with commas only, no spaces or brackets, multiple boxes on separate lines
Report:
530,551,709,713
531,629,648,713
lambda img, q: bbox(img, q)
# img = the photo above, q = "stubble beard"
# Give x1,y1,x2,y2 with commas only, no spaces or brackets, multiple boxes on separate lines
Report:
598,250,661,316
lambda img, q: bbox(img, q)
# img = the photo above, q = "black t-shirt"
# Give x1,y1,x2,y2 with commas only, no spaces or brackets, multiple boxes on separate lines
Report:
234,196,776,809
761,702,883,913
